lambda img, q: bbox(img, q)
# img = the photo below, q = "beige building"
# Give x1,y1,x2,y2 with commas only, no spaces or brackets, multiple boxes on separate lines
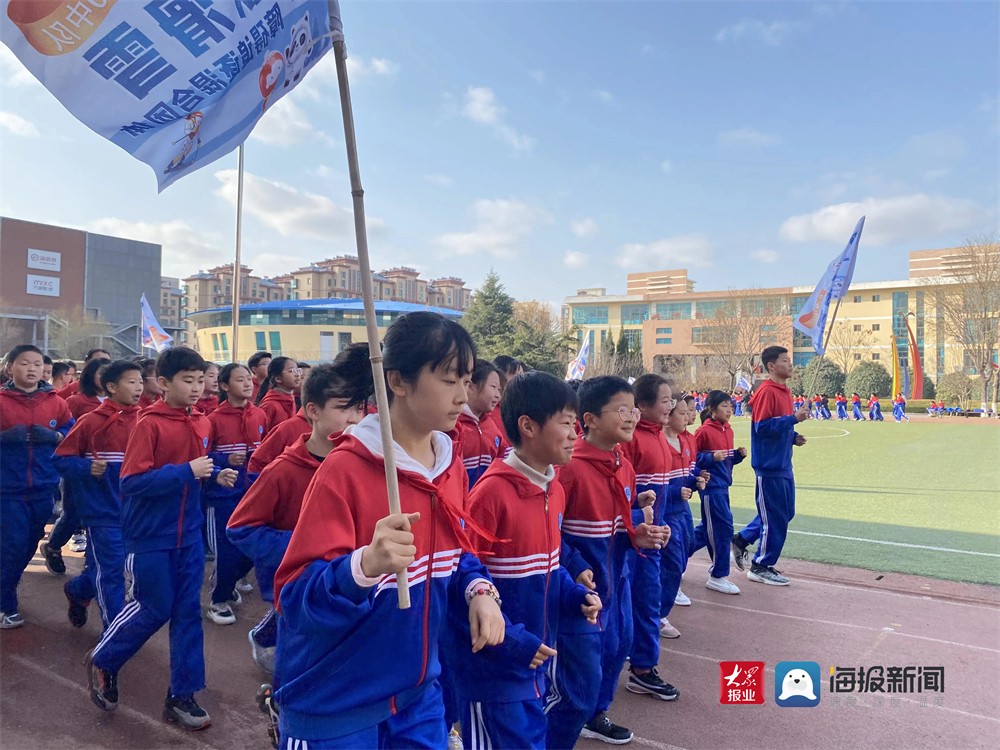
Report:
563,247,999,386
159,277,186,344
181,264,285,341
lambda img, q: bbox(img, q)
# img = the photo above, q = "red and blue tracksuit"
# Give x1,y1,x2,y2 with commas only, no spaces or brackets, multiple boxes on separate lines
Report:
546,438,637,749
273,416,496,747
205,400,268,605
868,396,883,421
691,419,745,579
228,434,322,650
91,400,211,698
247,407,310,474
54,399,138,629
892,397,909,422
620,420,671,673
456,407,507,489
737,380,800,569
457,458,591,749
851,395,864,421
0,382,74,615
660,432,699,618
259,389,296,435
836,396,848,420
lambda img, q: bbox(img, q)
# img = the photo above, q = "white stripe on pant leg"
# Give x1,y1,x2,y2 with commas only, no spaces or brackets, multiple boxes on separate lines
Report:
703,496,715,564
89,527,108,627
477,702,493,750
756,479,769,565
544,651,562,713
92,600,140,654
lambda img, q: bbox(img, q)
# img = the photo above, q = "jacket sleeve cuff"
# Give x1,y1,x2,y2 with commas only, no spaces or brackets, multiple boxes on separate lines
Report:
350,547,383,588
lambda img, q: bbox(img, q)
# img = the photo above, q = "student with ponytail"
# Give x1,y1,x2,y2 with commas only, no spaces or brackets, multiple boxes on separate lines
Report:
255,357,301,434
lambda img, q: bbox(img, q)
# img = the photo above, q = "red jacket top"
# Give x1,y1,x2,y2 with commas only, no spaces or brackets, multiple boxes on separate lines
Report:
248,408,310,473
620,419,673,525
694,418,745,489
205,400,269,503
57,380,80,399
230,435,321,533
138,393,160,410
0,382,74,498
196,393,219,415
456,409,507,488
748,378,798,477
259,389,296,434
66,393,104,419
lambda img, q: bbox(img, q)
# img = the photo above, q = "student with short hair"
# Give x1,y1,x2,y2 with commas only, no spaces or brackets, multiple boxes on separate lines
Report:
0,345,75,628
196,362,220,415
87,347,239,729
43,355,53,383
51,361,74,392
547,376,666,747
55,360,144,630
58,349,110,399
248,351,272,404
137,358,162,410
247,405,310,474
456,359,507,489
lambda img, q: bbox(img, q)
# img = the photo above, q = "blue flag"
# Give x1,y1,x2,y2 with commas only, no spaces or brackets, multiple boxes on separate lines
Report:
140,293,173,352
792,216,865,354
566,336,590,381
736,372,753,391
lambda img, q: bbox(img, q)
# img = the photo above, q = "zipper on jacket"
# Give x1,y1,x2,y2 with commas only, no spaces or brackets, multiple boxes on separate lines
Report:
416,493,435,686
538,490,552,699
177,485,188,548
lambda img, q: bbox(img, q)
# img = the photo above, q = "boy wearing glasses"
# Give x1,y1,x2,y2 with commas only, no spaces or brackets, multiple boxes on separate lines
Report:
546,376,666,747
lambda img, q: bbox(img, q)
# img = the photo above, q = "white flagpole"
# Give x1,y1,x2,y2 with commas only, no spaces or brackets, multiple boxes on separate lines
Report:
231,144,245,363
332,36,410,608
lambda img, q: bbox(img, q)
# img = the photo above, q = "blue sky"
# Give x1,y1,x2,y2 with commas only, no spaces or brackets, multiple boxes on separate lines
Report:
1,1,997,305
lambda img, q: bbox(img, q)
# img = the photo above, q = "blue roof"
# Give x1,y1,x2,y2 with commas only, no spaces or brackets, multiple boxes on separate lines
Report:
187,297,464,319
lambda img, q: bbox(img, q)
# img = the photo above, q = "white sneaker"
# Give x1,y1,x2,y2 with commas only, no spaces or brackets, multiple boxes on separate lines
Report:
207,603,236,625
69,533,87,553
658,618,680,639
706,576,741,595
236,577,254,593
448,727,464,750
674,590,691,606
228,589,243,607
0,612,25,629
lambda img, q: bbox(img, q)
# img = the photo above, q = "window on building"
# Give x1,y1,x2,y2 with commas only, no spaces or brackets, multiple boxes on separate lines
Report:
219,333,229,359
872,353,880,360
655,337,672,345
854,353,862,361
572,305,609,325
328,279,333,287
790,296,809,315
872,294,881,302
696,300,728,319
211,333,220,354
872,324,880,331
620,304,650,325
255,332,266,350
853,324,862,332
654,302,691,320
853,295,862,303
268,331,282,354
655,327,673,335
793,329,811,348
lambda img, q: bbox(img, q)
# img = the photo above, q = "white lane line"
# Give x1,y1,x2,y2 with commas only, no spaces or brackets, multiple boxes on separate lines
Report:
632,737,687,750
781,529,1000,558
684,598,1000,656
663,647,1000,724
9,654,217,750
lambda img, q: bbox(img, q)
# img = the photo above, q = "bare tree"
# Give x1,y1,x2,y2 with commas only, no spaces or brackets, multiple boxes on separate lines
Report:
48,306,112,360
693,288,790,388
927,235,1000,414
826,319,877,375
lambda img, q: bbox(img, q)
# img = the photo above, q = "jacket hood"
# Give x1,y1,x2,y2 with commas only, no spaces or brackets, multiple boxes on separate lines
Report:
635,418,665,436
479,458,548,497
260,389,294,405
350,413,454,482
1,380,55,397
571,436,625,477
142,399,201,421
278,435,324,470
749,378,790,407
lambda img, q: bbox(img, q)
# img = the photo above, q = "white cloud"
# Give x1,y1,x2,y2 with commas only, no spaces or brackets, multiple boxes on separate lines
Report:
593,89,614,104
214,169,386,240
715,19,805,46
436,198,548,258
86,218,229,277
570,218,599,238
0,46,39,87
615,234,716,270
660,159,673,174
779,194,994,246
425,174,454,187
0,111,39,137
461,86,535,152
250,97,333,147
292,53,397,101
564,251,588,269
718,128,782,147
751,249,780,263
348,56,399,78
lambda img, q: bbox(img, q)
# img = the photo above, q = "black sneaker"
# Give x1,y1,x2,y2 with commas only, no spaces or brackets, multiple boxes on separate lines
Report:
40,541,66,576
85,651,118,711
256,683,280,749
580,713,633,745
626,667,680,701
747,563,790,586
64,581,89,628
163,691,211,730
731,534,749,572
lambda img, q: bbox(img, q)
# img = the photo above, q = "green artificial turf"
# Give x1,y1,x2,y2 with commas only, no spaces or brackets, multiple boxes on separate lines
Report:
690,419,1000,585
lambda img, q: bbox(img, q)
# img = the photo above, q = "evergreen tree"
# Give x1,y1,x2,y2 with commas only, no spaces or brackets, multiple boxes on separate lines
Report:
844,361,892,398
460,270,515,359
616,326,628,357
604,329,615,357
802,357,846,396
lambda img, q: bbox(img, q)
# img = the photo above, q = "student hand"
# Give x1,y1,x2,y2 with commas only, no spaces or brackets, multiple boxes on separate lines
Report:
738,447,748,457
635,523,668,549
581,593,602,624
700,470,711,482
680,487,693,501
712,450,727,461
795,406,810,422
529,644,557,670
695,477,707,491
637,489,656,508
576,569,596,590
642,505,654,525
794,434,807,446
228,452,246,467
469,595,504,653
360,512,419,578
189,456,214,479
90,459,108,478
216,468,239,487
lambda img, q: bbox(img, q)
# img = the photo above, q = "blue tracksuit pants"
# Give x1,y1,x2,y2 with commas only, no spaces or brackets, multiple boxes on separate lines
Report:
208,501,253,605
692,488,735,578
739,476,795,569
49,485,80,549
837,404,848,420
65,525,125,630
852,404,864,420
0,493,54,614
281,679,447,749
546,581,632,748
463,697,547,749
92,542,206,696
659,511,691,618
629,547,661,670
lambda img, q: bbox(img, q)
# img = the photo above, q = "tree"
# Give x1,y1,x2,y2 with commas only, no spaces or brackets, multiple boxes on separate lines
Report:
693,288,790,389
461,270,515,360
921,373,936,400
801,357,845,396
826,319,877,374
508,300,576,376
788,365,806,395
603,329,615,357
615,325,628,357
844,360,892,398
936,371,978,409
927,235,1000,414
48,306,113,359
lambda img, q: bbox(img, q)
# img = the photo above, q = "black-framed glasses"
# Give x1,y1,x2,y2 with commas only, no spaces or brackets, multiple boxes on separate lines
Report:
599,406,641,422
